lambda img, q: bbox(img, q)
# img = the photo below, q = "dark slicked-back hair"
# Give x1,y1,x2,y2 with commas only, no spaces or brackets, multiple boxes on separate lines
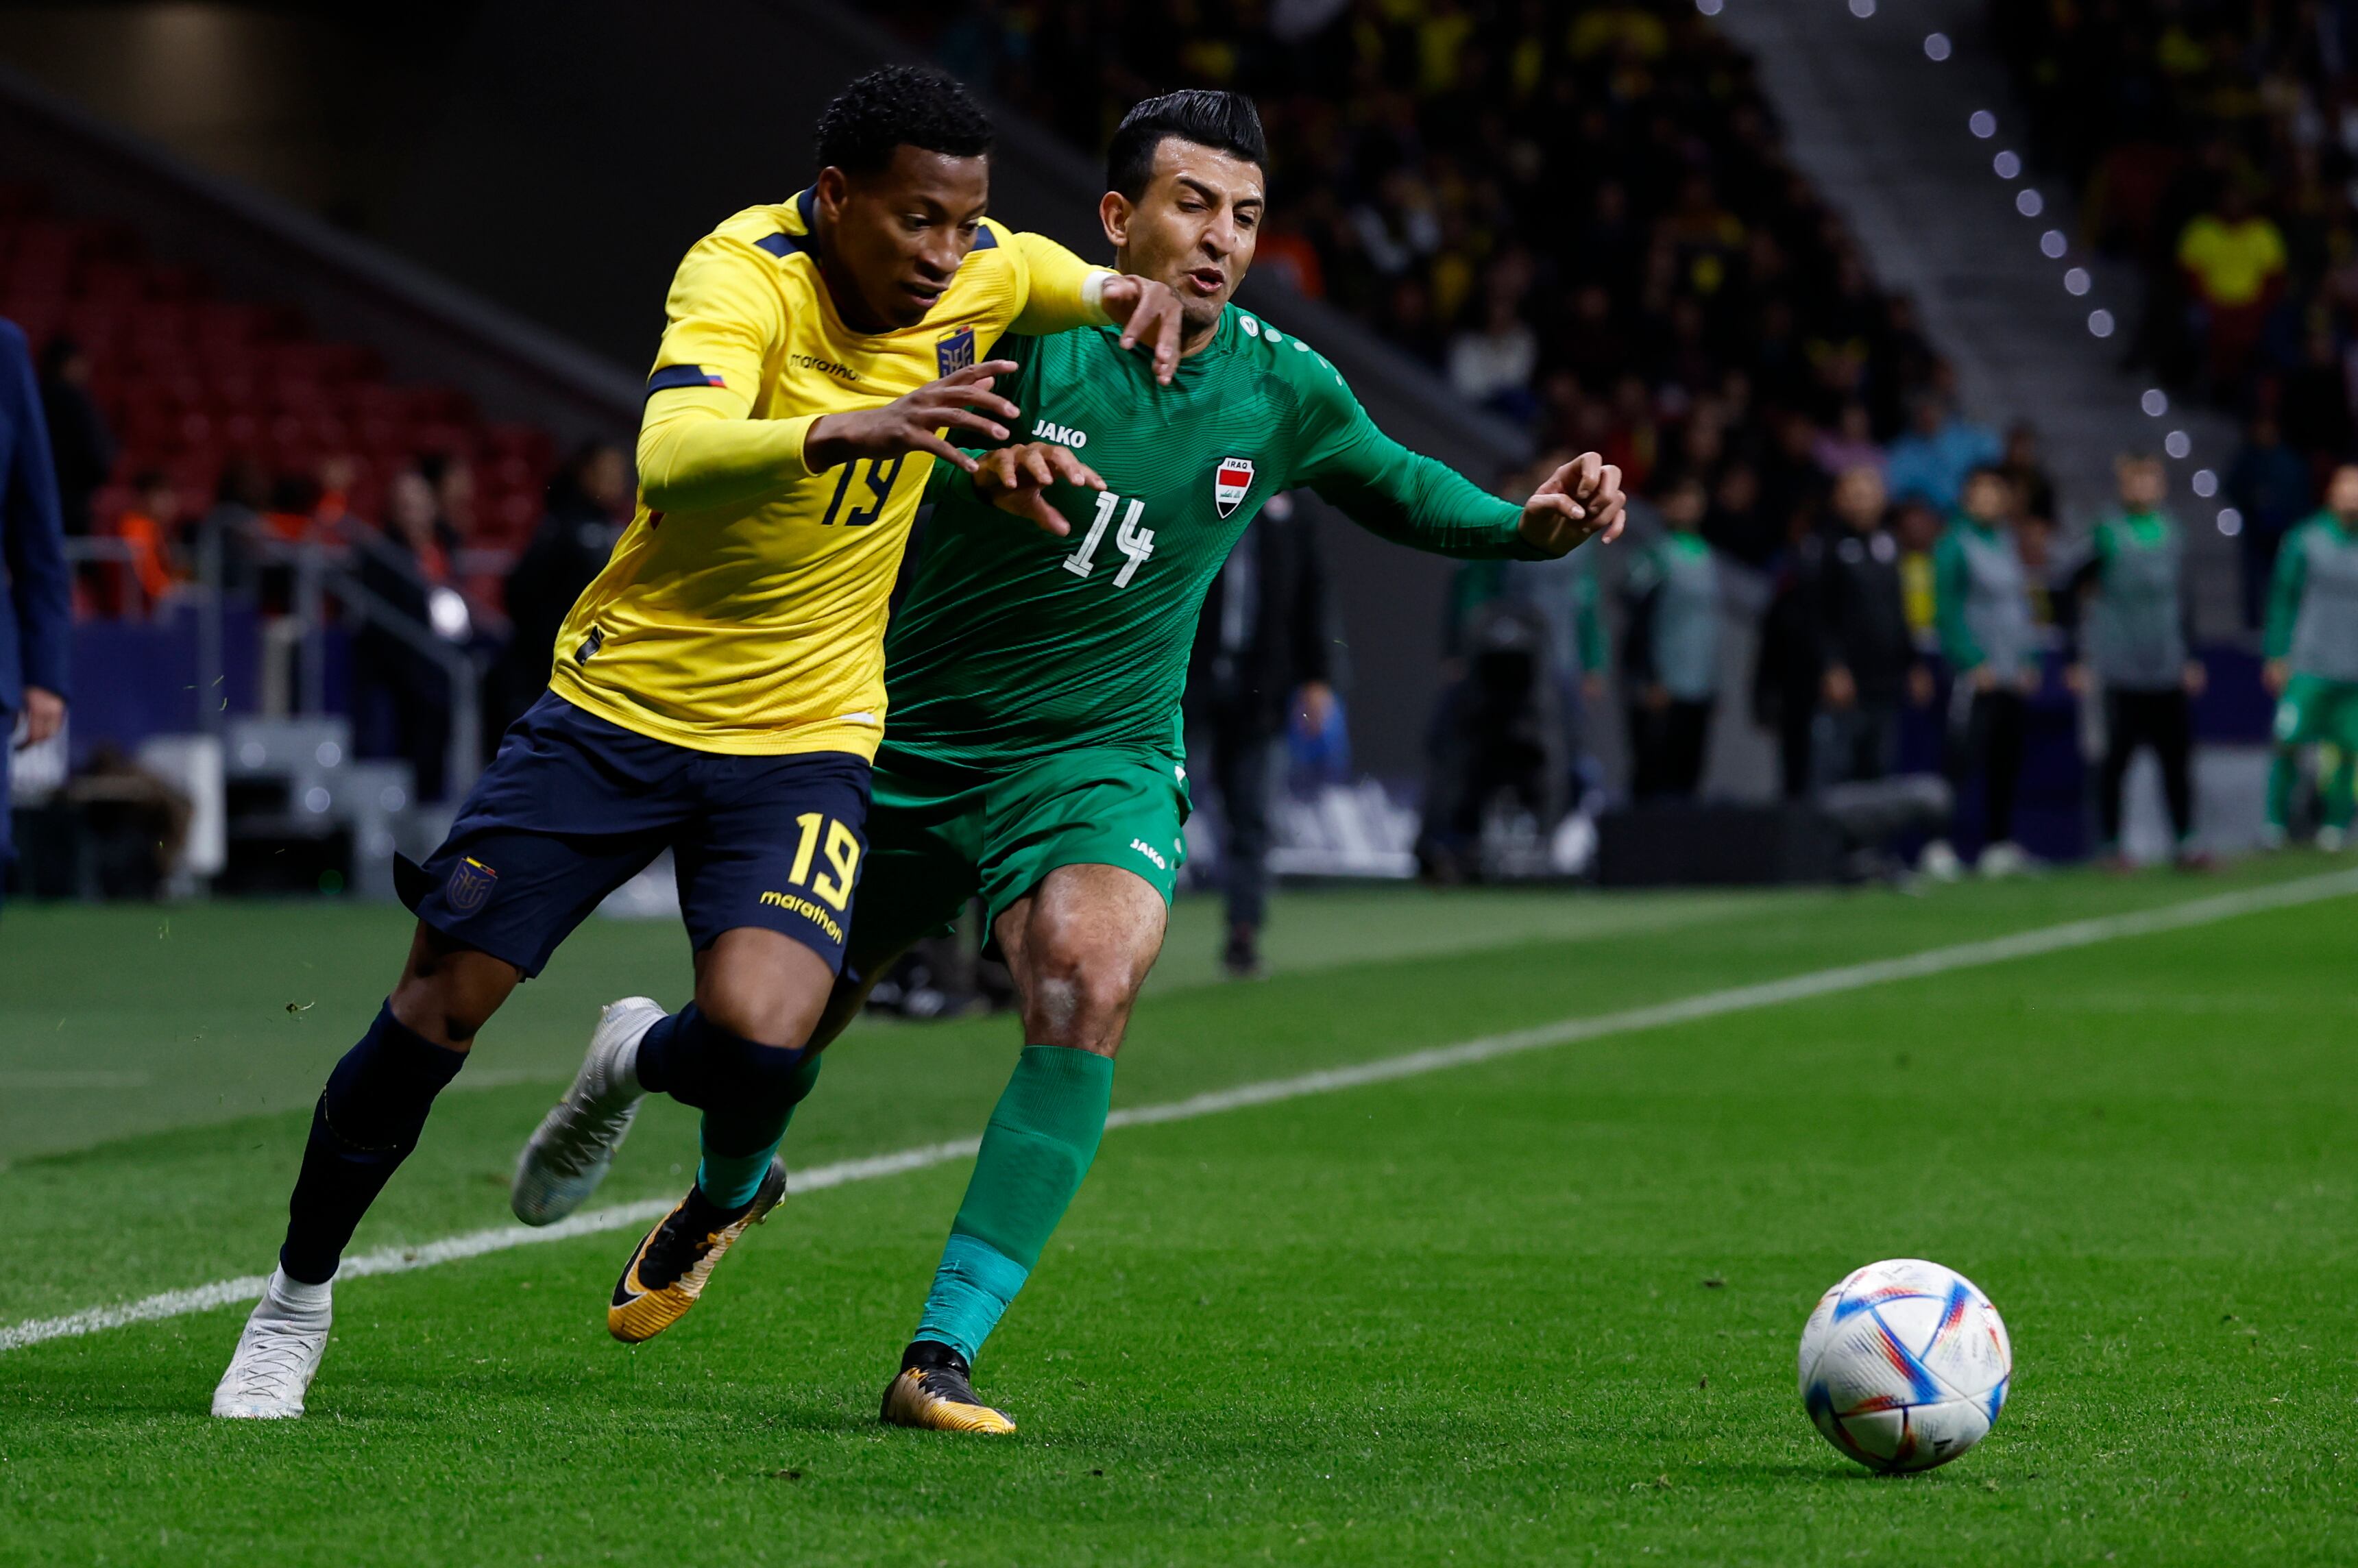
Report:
1106,90,1267,199
814,66,993,177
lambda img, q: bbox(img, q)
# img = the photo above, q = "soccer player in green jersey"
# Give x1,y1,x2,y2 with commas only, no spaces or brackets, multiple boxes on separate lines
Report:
2262,462,2358,849
529,90,1623,1431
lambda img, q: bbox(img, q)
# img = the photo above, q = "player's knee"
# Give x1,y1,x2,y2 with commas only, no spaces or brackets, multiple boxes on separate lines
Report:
1023,939,1141,1050
390,946,510,1049
696,985,822,1051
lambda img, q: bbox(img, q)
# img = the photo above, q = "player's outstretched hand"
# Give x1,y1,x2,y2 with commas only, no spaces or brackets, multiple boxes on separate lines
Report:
1097,275,1185,385
971,441,1105,537
803,360,1024,474
1519,451,1627,556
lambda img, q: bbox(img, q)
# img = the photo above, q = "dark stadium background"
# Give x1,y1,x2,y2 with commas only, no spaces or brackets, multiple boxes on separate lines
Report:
0,0,2331,890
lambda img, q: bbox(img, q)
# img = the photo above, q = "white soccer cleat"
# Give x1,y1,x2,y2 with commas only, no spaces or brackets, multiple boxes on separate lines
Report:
511,996,661,1226
2318,825,2348,853
2257,823,2289,852
1976,840,2032,879
1918,839,1964,883
212,1269,332,1419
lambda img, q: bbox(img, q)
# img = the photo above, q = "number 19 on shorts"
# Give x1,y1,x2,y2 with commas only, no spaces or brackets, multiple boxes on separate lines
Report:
1062,491,1156,587
787,811,861,910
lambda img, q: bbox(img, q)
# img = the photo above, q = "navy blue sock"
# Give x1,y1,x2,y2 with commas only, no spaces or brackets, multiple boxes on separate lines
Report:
280,1001,468,1284
634,1003,818,1179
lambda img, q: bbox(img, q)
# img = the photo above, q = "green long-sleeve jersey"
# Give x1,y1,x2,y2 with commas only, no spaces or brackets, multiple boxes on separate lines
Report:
2263,511,2358,681
881,305,1544,766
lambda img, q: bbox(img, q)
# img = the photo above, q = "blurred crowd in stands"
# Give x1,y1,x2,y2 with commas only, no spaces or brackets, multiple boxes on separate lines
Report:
20,0,2355,893
1993,0,2358,625
896,0,1992,559
2,178,632,798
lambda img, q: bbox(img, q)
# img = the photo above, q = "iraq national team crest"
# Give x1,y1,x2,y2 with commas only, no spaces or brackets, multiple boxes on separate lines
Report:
1213,456,1255,518
443,857,498,915
936,327,976,377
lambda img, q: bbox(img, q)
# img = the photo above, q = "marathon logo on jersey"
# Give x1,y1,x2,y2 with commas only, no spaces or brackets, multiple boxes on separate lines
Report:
1213,456,1254,518
444,857,497,915
936,328,977,377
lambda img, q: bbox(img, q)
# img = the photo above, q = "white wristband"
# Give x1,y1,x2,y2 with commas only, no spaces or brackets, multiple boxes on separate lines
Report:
1080,269,1116,323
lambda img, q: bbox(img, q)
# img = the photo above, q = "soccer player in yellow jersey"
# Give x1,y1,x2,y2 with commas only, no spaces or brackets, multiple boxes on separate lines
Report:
212,67,1181,1419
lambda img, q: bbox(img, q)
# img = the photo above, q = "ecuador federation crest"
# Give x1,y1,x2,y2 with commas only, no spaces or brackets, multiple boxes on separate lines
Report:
443,857,498,915
936,328,976,377
1213,456,1254,519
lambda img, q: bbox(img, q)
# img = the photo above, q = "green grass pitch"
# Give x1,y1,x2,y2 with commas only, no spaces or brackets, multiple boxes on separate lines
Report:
1,860,2353,1564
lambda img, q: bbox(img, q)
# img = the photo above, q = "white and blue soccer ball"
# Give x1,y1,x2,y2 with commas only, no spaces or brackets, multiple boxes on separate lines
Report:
1797,1258,2012,1473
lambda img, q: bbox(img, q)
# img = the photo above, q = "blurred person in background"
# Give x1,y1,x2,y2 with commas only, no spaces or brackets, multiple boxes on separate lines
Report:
2224,410,2313,629
1753,524,1824,800
491,442,630,739
1893,496,1943,653
353,468,461,803
1999,421,2056,532
1884,390,2000,513
2261,463,2358,850
1437,454,1610,813
1622,471,1720,801
417,450,477,541
2014,511,2058,628
36,336,111,539
2061,454,2206,870
109,471,185,615
1812,465,1928,789
1925,466,2040,878
1811,400,1884,482
3,316,72,912
2176,184,2285,395
1184,491,1335,979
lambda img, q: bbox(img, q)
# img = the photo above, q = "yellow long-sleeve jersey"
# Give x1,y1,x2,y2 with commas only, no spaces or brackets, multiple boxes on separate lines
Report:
548,190,1112,757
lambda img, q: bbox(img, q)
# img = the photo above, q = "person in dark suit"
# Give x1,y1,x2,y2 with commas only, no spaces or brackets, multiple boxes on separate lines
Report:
37,337,113,539
1184,491,1335,978
3,318,75,908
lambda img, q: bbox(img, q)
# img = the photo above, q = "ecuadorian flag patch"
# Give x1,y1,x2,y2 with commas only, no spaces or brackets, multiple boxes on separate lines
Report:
936,328,976,377
646,365,726,393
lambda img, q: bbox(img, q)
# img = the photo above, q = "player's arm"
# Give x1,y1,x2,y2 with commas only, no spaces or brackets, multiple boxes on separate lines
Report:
1932,528,1985,675
1291,367,1623,559
2262,522,2307,659
2261,522,2309,685
634,237,1025,512
1004,230,1184,384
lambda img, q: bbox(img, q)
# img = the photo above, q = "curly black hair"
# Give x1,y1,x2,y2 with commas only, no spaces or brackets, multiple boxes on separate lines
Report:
1106,90,1267,200
814,66,994,177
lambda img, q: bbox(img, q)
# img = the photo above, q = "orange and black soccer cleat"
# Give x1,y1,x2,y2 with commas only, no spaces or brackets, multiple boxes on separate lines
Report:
879,1340,1017,1434
607,1157,786,1343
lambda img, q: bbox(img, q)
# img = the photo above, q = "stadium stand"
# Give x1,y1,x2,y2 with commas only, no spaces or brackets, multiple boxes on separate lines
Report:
0,177,557,607
1991,0,2350,615
887,0,1954,565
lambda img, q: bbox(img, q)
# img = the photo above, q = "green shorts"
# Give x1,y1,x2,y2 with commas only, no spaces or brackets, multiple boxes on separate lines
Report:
2272,674,2358,749
847,743,1191,968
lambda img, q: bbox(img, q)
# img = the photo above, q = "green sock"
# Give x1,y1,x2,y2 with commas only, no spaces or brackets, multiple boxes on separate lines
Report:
696,1053,821,1209
2267,748,2300,830
913,1044,1115,1362
2326,748,2356,830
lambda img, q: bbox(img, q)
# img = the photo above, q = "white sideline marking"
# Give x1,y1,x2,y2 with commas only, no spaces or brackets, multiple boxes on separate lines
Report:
6,868,2353,1356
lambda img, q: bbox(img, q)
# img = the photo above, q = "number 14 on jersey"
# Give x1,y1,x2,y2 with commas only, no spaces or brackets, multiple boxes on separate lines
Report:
1062,491,1156,587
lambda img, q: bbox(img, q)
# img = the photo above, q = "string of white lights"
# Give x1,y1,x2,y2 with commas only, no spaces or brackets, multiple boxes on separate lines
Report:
1697,0,2244,538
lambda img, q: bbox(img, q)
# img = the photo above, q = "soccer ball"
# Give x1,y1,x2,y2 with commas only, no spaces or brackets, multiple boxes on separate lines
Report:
1797,1258,2012,1473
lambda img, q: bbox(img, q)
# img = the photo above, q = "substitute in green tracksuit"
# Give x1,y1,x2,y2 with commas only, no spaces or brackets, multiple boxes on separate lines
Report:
2263,464,2358,846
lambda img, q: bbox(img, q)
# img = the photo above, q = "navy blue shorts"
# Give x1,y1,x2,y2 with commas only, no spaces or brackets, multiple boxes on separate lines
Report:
404,692,870,977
